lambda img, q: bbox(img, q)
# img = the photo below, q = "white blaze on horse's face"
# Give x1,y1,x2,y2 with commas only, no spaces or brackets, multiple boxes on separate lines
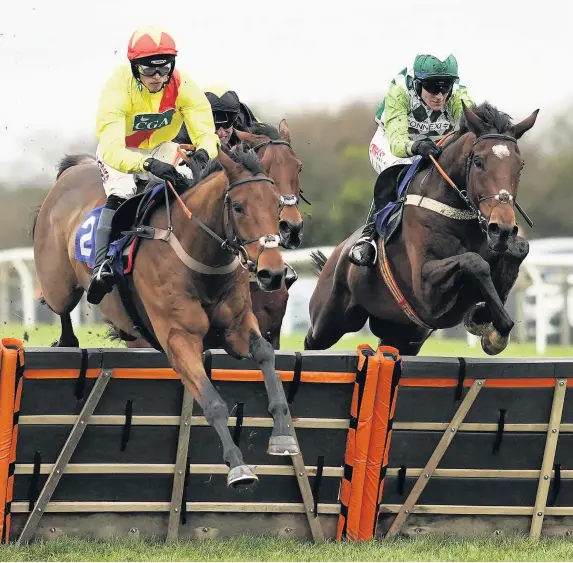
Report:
492,144,511,160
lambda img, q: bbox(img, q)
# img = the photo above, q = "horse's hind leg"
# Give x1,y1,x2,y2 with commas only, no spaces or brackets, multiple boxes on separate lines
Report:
39,289,83,348
306,284,366,350
52,310,81,347
36,237,84,347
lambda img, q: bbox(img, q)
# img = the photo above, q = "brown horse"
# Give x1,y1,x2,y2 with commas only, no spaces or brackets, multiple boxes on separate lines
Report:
123,121,306,350
33,145,299,488
234,121,305,348
305,102,538,356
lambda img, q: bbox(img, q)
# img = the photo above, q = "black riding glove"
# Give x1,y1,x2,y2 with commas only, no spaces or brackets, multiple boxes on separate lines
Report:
189,148,209,171
411,138,442,159
143,158,187,188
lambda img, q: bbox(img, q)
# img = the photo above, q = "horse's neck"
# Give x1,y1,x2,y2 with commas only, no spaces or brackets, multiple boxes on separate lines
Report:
415,135,471,207
175,172,231,265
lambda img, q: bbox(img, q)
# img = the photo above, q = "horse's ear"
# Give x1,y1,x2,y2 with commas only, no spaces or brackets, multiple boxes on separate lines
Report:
512,109,540,140
462,100,487,137
217,146,240,181
279,119,291,143
234,129,261,147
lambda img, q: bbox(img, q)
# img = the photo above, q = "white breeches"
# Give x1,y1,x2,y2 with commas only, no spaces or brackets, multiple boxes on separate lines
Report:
95,141,192,199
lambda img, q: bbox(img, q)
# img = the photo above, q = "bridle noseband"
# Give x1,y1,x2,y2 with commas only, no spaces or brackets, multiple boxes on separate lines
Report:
223,174,282,270
251,139,312,206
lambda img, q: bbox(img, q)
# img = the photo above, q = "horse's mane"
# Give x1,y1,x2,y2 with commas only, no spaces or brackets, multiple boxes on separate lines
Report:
200,145,264,181
246,122,281,140
444,101,514,148
56,154,96,179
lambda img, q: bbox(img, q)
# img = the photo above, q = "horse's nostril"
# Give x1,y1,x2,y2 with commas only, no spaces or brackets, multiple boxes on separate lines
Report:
257,269,272,283
279,221,290,233
488,223,500,236
257,269,284,290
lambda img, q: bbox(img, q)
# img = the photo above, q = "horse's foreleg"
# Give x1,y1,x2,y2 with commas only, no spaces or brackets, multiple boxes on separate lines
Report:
251,286,287,349
163,326,257,488
223,311,299,456
466,235,529,330
420,252,514,337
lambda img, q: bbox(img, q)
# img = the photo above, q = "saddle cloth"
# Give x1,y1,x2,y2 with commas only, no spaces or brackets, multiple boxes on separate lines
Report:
374,156,423,245
74,182,166,276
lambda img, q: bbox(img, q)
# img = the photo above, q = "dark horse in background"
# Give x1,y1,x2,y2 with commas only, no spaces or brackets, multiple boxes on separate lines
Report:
305,102,538,356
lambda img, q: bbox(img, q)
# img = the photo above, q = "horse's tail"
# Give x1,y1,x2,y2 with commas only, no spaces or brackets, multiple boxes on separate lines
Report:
56,153,96,179
310,249,328,276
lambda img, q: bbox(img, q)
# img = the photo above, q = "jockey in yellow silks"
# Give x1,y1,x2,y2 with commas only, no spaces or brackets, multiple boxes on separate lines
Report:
87,26,220,305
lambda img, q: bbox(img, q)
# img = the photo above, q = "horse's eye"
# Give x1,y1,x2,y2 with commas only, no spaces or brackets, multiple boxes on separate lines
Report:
474,157,485,170
232,202,245,215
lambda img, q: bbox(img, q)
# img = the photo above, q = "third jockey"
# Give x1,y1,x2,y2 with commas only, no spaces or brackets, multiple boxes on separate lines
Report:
176,87,300,288
175,85,258,148
349,53,474,267
88,26,220,305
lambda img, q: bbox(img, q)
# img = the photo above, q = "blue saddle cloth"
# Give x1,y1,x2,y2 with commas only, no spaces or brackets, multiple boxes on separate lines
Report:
74,183,165,276
374,156,423,240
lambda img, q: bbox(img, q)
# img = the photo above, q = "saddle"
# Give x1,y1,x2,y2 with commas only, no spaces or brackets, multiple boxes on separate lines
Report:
74,178,183,351
374,157,429,246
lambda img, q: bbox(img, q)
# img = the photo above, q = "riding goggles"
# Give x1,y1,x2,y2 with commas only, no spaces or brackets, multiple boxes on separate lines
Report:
137,63,173,77
421,79,455,95
214,111,238,129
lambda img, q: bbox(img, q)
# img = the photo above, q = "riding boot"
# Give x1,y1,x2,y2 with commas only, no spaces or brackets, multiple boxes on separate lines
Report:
86,207,116,305
349,200,378,267
284,261,298,290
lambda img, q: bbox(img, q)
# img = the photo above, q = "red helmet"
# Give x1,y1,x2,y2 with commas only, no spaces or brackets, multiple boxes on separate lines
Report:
127,26,178,62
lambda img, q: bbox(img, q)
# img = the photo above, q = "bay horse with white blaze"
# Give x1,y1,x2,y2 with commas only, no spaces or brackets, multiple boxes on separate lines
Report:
305,102,538,356
33,145,299,488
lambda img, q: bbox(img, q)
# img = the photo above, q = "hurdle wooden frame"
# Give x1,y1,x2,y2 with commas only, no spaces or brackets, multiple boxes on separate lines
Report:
1,340,395,543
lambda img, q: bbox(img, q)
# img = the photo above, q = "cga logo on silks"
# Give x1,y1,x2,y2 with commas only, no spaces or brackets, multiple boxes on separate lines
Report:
133,109,175,131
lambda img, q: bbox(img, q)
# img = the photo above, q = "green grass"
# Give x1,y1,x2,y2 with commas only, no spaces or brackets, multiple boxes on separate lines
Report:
3,322,572,357
1,535,573,562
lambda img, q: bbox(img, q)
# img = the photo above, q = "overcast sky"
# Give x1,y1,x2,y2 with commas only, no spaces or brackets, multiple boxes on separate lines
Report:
1,0,571,179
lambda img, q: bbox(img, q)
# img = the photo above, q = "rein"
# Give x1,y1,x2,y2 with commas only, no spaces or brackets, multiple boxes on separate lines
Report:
161,173,282,273
427,133,533,230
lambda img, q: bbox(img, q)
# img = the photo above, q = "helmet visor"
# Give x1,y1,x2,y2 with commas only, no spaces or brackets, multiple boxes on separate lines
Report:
213,111,238,129
420,78,455,95
137,63,172,77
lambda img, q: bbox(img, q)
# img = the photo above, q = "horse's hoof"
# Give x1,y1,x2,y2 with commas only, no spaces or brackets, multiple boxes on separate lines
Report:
481,331,510,356
227,465,258,490
267,435,300,456
466,322,493,338
464,303,492,336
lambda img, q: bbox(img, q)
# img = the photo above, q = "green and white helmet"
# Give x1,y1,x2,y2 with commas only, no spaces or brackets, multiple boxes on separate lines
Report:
413,53,459,80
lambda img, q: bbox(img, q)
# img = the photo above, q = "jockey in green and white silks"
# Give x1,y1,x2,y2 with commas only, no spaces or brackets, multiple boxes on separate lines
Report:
349,53,474,267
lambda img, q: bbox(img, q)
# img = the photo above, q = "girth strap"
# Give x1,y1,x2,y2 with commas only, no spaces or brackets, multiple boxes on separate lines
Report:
377,239,433,330
404,195,478,221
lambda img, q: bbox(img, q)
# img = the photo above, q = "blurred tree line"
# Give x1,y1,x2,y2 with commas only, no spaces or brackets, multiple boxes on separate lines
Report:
0,101,571,251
